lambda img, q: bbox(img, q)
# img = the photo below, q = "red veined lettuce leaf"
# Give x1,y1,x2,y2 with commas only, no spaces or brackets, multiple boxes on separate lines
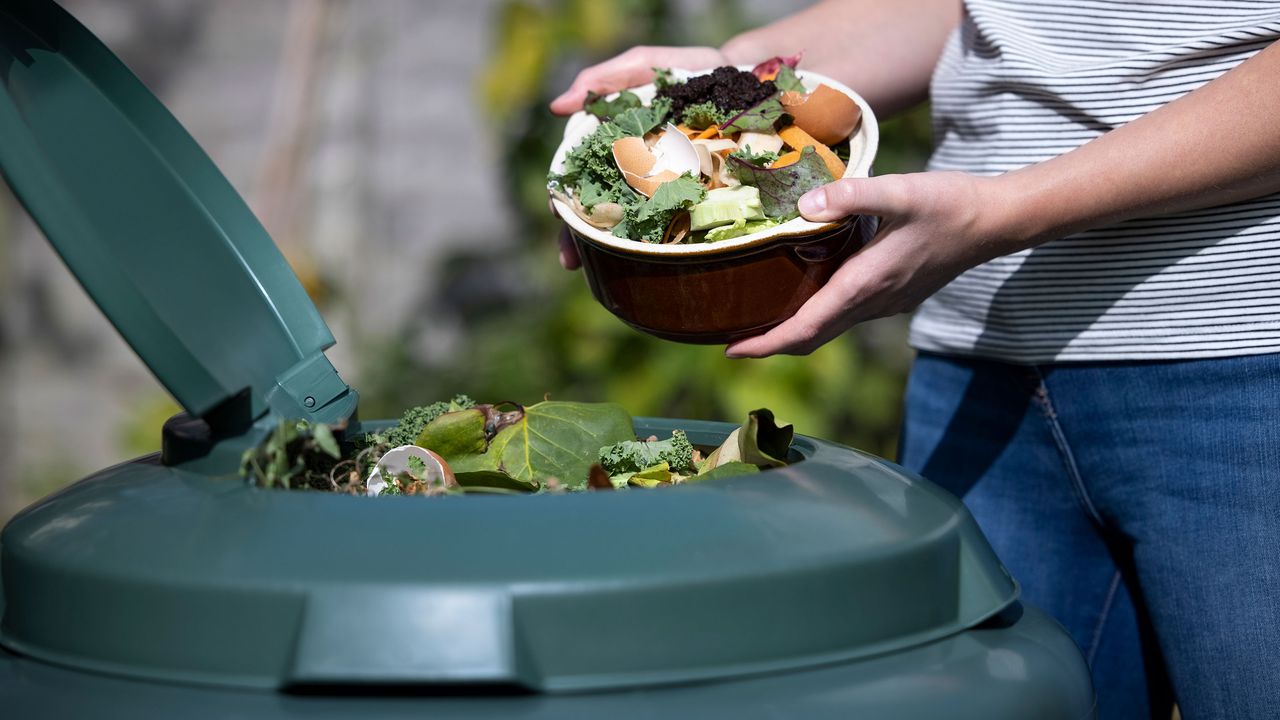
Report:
726,146,834,221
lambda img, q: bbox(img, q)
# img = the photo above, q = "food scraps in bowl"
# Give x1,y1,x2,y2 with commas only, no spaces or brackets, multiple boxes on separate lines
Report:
239,395,795,496
547,57,867,246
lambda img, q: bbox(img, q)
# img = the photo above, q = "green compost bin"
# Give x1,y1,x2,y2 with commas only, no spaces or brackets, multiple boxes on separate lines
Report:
0,1,1096,718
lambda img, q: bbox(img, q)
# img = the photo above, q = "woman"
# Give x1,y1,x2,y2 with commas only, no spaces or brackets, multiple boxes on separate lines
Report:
549,1,1280,718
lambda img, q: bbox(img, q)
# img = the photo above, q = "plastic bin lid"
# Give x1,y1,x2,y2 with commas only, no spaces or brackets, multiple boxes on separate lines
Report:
0,0,356,429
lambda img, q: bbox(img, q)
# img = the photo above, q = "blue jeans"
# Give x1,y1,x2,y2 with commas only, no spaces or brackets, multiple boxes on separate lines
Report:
899,351,1280,720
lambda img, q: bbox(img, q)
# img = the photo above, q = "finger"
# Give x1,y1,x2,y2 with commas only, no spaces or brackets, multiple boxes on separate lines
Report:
550,52,656,116
724,302,852,358
558,226,581,270
550,46,726,115
797,176,911,224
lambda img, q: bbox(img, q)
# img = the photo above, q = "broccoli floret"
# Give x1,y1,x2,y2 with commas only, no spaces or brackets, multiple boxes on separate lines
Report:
681,101,733,130
599,430,695,475
381,395,475,447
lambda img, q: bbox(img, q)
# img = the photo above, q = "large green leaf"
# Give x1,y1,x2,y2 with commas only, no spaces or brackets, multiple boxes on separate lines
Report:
417,401,635,491
488,401,635,489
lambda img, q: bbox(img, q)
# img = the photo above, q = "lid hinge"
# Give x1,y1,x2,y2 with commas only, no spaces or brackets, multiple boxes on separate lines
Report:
265,352,358,425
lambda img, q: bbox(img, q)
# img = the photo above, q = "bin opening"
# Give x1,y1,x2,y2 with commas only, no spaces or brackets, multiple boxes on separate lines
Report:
228,400,800,496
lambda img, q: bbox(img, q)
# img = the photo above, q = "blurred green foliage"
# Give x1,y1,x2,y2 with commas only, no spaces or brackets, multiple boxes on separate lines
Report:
359,0,935,458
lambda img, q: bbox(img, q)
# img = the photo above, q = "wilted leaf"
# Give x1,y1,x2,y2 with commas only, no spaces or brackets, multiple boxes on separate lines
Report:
627,462,672,488
587,464,615,491
311,423,341,459
703,408,794,470
415,408,489,458
740,408,794,467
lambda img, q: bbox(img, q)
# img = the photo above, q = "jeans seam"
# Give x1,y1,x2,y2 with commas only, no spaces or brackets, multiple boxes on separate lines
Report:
1087,570,1123,666
1028,367,1107,527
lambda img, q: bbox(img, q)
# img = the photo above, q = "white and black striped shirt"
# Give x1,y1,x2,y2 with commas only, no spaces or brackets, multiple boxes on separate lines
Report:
910,0,1280,361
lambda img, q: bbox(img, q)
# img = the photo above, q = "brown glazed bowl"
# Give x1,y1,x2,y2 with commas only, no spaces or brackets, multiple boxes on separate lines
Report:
569,216,876,344
550,68,879,344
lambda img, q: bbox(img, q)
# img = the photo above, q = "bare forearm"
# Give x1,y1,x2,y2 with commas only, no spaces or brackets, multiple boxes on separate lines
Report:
995,41,1280,251
720,0,961,118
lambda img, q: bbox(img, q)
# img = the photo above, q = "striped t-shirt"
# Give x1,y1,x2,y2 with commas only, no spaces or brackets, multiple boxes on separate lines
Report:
909,0,1280,361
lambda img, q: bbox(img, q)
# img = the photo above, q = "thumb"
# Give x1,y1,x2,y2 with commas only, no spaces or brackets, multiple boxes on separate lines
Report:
798,176,908,223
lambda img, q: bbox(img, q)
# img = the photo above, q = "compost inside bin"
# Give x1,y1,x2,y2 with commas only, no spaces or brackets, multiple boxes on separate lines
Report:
240,395,797,496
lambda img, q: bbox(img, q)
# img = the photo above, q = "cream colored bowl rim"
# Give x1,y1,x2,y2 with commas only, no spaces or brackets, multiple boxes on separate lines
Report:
548,66,879,257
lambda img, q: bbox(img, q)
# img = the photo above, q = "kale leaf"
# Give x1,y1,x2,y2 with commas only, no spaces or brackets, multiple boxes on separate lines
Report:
727,145,780,168
584,90,642,121
680,101,733,130
610,96,673,137
599,429,696,475
381,395,476,448
612,173,705,243
552,98,673,216
653,67,678,90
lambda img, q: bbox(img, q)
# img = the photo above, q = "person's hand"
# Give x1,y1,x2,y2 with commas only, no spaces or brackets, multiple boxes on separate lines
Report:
549,46,730,116
725,171,1027,358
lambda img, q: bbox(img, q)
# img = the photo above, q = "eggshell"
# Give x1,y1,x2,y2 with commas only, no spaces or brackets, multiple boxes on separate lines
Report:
366,445,456,496
780,85,862,146
651,123,701,177
613,128,696,197
613,136,656,175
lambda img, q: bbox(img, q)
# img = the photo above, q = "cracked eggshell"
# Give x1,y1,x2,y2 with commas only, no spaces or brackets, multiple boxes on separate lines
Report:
613,127,699,198
613,136,676,196
651,123,701,177
366,445,455,497
780,85,862,146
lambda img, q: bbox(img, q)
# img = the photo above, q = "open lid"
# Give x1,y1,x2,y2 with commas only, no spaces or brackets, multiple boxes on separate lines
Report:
0,0,356,430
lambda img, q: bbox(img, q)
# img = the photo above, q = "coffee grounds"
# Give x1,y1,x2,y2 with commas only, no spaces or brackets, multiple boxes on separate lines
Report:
656,66,777,118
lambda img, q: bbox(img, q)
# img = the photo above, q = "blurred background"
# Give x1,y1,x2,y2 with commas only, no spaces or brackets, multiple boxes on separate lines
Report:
0,0,932,524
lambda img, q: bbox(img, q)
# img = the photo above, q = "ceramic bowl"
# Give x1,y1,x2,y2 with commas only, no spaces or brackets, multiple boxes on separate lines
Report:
549,68,879,344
